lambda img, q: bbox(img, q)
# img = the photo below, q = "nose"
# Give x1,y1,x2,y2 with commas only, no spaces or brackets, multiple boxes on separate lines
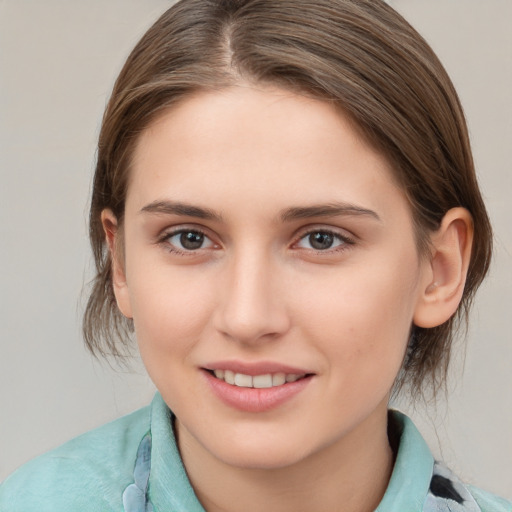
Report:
213,250,291,345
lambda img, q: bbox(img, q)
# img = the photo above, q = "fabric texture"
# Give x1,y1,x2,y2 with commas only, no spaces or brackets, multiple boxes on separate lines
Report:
1,393,510,512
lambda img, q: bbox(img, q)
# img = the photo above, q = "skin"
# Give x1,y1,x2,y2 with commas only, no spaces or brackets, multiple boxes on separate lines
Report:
103,84,473,512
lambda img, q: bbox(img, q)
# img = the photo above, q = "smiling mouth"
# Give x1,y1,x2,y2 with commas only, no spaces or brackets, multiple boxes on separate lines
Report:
208,369,309,389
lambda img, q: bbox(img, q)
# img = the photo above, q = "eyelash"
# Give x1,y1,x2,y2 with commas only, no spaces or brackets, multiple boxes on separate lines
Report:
157,227,215,256
292,228,355,254
157,227,355,256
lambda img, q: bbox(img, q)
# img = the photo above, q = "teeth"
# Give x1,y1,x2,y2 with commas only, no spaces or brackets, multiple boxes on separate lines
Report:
234,373,253,387
212,370,305,388
253,374,273,388
224,370,235,385
272,373,286,386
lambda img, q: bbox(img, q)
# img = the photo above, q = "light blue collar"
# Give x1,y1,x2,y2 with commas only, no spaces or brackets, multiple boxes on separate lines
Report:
376,411,434,511
130,394,437,512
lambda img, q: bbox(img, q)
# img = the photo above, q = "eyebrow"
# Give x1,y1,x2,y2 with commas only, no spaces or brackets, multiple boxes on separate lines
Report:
139,200,380,223
280,203,381,222
140,200,223,221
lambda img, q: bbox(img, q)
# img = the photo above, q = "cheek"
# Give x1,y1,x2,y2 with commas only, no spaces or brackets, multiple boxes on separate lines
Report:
297,255,419,374
127,264,217,356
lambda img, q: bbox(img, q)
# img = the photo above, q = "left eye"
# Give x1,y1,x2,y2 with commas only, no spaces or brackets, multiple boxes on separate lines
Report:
166,230,215,251
296,231,347,251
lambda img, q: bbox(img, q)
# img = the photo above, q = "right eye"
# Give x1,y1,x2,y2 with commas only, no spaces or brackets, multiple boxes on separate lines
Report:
164,229,215,252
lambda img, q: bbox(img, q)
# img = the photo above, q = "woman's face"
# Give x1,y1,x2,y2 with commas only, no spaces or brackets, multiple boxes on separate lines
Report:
112,85,431,469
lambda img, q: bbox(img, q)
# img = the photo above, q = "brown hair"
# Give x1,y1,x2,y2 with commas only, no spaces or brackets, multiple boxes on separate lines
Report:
84,0,492,398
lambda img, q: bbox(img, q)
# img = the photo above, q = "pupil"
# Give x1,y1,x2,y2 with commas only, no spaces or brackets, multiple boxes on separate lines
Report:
180,231,204,250
310,232,333,250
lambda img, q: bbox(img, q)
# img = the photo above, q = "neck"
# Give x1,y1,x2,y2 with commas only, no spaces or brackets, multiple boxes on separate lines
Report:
177,405,394,512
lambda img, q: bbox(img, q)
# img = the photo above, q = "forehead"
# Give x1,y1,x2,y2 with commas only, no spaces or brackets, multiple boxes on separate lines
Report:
127,85,409,224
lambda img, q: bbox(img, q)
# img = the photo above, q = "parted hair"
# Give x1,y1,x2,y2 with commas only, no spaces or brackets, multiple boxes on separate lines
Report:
84,0,492,398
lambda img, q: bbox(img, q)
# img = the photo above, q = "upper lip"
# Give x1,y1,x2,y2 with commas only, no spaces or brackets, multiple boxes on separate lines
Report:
203,360,312,376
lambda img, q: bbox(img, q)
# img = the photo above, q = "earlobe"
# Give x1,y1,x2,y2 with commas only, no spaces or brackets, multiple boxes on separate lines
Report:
413,207,474,328
101,209,133,319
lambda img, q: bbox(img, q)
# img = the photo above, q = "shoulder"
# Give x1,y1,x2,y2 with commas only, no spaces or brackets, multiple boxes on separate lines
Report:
425,461,512,512
467,485,512,512
0,404,151,512
386,411,511,512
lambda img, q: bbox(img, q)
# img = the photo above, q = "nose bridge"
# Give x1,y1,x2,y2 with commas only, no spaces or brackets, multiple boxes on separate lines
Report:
214,244,290,344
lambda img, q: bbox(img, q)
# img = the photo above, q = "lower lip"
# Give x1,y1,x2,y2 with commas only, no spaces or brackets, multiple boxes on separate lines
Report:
203,370,313,413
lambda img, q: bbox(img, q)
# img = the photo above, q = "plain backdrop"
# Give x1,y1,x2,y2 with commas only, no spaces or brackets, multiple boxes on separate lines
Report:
0,0,511,499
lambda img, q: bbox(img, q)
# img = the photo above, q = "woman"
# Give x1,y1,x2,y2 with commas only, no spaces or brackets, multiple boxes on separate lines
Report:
1,1,510,510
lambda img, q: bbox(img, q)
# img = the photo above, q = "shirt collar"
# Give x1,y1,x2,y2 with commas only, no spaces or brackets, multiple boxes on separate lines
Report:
149,393,205,511
147,394,434,512
376,410,434,511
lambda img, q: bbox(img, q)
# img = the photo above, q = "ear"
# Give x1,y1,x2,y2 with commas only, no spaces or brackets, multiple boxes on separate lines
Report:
101,209,133,319
413,207,474,328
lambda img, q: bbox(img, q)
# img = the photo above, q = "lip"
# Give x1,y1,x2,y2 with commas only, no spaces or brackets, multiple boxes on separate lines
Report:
203,360,311,376
201,361,314,413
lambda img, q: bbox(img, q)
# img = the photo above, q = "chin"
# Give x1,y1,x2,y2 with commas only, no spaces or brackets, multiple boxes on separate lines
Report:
218,446,307,471
202,430,315,471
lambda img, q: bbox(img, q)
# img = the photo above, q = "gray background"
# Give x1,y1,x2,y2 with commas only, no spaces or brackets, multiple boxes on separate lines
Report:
1,0,511,499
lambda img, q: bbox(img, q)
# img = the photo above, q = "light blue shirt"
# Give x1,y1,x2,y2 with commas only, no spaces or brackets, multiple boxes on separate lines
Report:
1,393,510,511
